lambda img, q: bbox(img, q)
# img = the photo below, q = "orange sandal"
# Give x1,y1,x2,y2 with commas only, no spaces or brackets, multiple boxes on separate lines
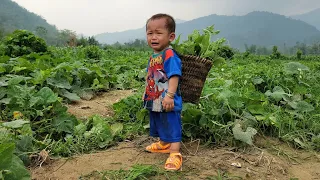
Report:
145,142,171,153
164,153,182,171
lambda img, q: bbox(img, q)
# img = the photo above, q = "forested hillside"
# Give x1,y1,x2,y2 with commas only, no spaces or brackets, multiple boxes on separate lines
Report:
96,11,320,51
0,0,62,44
292,8,320,30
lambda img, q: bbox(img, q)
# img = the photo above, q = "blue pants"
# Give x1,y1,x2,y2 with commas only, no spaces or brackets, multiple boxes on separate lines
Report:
149,111,182,143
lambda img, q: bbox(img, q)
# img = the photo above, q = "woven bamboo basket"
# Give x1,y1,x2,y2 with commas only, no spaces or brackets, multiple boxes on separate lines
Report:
179,54,213,104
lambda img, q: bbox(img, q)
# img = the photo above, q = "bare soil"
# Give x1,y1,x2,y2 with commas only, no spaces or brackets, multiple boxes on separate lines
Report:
66,90,134,119
30,90,320,180
30,136,320,180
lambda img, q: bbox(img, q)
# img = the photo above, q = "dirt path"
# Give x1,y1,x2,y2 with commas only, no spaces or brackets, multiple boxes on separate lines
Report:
30,90,320,180
66,90,134,119
30,136,320,180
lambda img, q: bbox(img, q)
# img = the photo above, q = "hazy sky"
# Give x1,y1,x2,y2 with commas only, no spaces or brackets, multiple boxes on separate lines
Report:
11,0,320,36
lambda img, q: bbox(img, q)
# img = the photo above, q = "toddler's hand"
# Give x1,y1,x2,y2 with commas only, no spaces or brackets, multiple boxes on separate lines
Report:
162,95,174,112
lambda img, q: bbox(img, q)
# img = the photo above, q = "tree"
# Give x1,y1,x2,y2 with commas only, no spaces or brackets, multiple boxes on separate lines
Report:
3,30,47,57
77,36,88,47
283,43,288,55
294,42,307,55
310,43,320,55
256,46,269,55
0,27,4,40
57,29,77,46
249,45,257,54
244,44,249,52
271,46,281,59
88,36,99,46
297,49,302,59
300,43,307,55
244,44,257,54
35,26,48,39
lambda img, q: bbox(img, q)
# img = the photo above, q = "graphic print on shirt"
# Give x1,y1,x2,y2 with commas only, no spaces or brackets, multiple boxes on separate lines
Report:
145,55,168,111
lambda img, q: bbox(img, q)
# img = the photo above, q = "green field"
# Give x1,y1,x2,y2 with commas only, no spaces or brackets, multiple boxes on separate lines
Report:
0,29,320,180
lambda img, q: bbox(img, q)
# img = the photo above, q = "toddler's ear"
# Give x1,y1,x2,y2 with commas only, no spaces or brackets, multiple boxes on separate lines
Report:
169,32,176,42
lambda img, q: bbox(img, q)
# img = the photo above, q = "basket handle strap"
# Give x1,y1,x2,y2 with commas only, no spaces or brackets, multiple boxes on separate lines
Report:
161,48,182,97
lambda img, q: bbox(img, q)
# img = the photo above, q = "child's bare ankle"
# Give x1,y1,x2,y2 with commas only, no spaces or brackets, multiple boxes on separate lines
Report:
160,140,170,146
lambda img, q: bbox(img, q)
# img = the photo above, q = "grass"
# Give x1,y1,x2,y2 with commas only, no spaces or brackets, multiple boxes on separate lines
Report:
78,164,246,180
79,164,185,180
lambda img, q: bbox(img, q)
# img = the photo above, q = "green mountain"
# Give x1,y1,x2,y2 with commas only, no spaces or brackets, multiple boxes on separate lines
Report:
0,0,59,44
94,18,186,47
291,8,320,30
95,11,320,51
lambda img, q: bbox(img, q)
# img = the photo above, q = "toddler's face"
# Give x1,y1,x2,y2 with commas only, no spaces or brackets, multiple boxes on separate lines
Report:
146,18,175,53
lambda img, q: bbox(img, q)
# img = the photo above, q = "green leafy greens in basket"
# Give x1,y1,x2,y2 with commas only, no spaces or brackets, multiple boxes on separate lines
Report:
171,25,227,61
